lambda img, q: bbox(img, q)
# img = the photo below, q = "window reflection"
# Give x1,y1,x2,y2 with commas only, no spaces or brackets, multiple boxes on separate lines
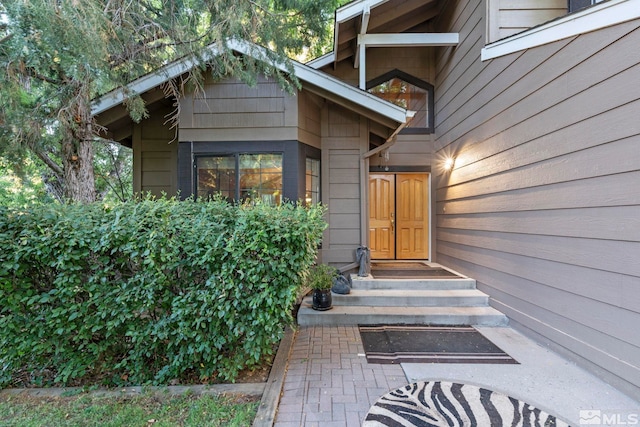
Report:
369,77,429,129
197,153,283,204
305,158,320,205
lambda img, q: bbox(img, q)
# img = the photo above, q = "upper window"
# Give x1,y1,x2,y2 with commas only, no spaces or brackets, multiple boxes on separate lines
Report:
569,0,605,13
196,153,282,204
367,70,434,134
486,0,568,44
482,0,633,61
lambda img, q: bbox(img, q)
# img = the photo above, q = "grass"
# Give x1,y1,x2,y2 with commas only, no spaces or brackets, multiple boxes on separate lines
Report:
0,393,259,427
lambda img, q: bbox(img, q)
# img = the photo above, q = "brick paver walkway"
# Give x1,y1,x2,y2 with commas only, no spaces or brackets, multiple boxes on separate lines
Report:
274,326,408,427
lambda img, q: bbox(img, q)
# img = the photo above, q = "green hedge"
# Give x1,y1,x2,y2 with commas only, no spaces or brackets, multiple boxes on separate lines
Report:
0,198,326,387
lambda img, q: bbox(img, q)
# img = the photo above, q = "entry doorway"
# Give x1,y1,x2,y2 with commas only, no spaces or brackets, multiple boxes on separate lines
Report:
369,173,430,260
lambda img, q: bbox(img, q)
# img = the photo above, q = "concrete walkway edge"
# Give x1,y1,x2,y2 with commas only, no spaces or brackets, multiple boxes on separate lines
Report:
253,326,295,427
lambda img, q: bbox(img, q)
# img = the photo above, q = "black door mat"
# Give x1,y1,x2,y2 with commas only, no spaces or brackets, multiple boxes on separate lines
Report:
370,263,460,279
359,325,518,364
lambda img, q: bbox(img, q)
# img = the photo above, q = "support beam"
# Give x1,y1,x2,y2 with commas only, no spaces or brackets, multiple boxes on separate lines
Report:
359,33,459,47
358,41,367,89
356,32,458,89
354,5,371,69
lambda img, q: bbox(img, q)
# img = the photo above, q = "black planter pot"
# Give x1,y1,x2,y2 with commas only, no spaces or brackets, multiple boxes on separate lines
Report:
311,288,332,311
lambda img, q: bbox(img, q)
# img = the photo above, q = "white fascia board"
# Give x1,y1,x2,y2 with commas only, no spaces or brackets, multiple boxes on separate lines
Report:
481,0,640,61
306,52,335,69
92,44,222,116
333,0,389,58
294,62,410,124
93,39,411,126
358,33,459,47
335,0,389,23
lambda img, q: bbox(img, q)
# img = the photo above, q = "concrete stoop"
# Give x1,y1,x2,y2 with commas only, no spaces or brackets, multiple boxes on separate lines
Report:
297,274,508,327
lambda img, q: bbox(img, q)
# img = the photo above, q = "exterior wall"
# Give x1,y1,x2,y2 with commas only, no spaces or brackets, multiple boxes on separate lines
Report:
323,46,432,88
132,106,178,197
176,140,315,202
323,47,438,263
434,0,640,399
320,104,368,265
297,90,322,149
487,0,567,42
370,135,434,170
178,75,298,142
172,73,322,201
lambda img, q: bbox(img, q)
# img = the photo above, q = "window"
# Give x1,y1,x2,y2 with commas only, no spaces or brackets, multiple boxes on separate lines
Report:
569,0,604,13
486,0,568,44
305,158,320,205
196,155,236,201
196,153,283,204
367,70,434,133
482,0,636,61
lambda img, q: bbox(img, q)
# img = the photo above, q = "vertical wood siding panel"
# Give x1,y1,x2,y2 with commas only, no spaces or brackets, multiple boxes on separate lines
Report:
135,107,178,197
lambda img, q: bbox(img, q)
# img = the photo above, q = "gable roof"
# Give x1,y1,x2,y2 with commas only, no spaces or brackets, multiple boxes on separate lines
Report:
92,39,414,137
308,0,443,69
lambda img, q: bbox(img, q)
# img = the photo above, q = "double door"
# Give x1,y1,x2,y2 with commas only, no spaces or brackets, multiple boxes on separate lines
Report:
369,173,429,260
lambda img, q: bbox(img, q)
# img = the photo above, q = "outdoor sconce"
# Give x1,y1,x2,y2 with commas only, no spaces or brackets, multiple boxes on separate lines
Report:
443,157,455,171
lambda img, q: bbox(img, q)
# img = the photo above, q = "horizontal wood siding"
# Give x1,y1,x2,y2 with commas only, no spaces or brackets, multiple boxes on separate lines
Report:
487,0,567,42
297,90,322,148
369,134,435,169
179,76,298,141
435,1,640,399
133,106,178,197
322,46,432,88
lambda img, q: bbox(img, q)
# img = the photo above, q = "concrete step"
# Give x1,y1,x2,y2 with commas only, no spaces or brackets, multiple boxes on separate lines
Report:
297,301,508,326
351,277,476,290
331,289,488,307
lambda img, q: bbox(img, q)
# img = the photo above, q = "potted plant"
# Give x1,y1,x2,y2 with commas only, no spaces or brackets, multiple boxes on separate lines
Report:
308,264,337,311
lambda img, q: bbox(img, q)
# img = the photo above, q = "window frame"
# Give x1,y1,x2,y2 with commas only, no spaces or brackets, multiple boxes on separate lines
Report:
482,0,639,61
366,69,434,134
305,157,321,206
195,152,284,204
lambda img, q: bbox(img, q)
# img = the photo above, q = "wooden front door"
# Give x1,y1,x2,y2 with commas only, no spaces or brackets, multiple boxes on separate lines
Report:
369,173,429,260
369,174,395,259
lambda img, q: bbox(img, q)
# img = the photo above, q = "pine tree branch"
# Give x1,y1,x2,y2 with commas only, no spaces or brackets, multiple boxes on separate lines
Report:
30,145,64,177
24,65,63,86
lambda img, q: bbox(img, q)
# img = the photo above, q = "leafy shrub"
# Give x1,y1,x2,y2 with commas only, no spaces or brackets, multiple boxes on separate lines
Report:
307,264,338,290
0,197,326,386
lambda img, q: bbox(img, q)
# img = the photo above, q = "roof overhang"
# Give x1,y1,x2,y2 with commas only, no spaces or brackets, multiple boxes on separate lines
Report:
317,0,446,70
92,39,413,139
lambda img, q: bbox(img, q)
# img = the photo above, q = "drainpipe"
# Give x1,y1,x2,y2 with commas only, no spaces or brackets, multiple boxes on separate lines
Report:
362,110,416,160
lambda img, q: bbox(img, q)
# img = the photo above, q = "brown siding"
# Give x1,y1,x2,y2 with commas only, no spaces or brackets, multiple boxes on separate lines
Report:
297,90,322,148
179,76,298,141
435,0,640,399
487,0,567,42
370,134,434,169
322,46,432,87
133,106,178,197
321,104,368,265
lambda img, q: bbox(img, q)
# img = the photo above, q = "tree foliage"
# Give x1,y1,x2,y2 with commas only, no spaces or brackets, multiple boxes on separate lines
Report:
0,0,341,202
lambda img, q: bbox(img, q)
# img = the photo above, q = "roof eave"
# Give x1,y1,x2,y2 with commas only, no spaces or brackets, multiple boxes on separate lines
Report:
92,39,410,129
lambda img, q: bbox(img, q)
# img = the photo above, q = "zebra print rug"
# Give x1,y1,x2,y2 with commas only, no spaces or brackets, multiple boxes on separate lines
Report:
363,381,571,427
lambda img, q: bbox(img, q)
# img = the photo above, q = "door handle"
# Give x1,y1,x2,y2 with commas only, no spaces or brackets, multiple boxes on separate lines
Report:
391,213,395,233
